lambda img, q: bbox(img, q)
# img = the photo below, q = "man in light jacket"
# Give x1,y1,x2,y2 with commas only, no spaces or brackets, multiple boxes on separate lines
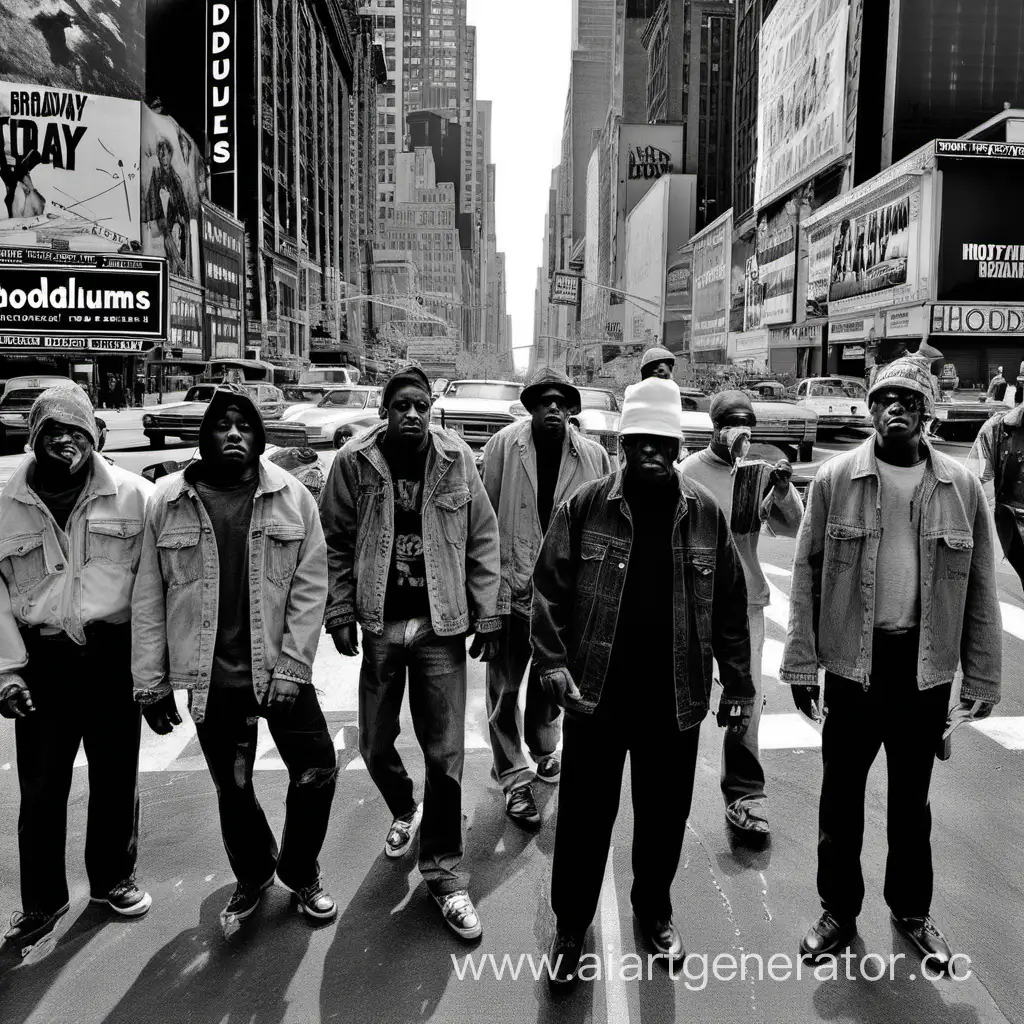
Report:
0,384,153,952
782,356,1002,970
481,367,610,828
133,384,337,925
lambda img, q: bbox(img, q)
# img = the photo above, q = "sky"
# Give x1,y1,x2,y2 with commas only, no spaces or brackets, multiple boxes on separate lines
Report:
466,0,572,368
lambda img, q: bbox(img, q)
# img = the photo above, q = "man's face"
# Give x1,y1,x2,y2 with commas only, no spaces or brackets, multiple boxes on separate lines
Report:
871,387,925,442
386,384,432,444
209,405,257,468
158,144,172,169
649,360,674,380
621,433,679,483
37,420,93,474
712,408,757,448
529,387,572,440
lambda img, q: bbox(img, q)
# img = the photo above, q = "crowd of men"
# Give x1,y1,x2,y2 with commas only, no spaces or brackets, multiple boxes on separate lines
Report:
0,346,1008,990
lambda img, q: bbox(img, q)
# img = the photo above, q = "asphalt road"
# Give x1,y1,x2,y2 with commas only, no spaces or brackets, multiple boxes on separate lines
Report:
0,434,1021,1024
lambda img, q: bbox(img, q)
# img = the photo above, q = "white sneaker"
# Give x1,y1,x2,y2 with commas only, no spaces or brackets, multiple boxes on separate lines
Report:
435,889,482,941
384,803,423,859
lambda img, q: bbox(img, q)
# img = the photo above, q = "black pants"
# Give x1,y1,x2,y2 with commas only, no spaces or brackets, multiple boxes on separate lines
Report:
16,624,141,914
194,685,337,891
551,669,701,932
818,630,951,922
1005,526,1024,593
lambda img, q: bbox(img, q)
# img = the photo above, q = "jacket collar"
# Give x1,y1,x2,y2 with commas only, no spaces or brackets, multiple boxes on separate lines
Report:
850,434,953,484
349,420,463,463
608,466,692,518
6,451,117,506
170,455,288,502
510,416,583,457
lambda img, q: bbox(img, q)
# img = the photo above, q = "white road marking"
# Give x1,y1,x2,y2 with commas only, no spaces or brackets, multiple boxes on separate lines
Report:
969,717,1024,750
1000,602,1024,642
764,579,791,631
758,713,822,749
598,846,631,1024
762,563,791,578
762,638,784,682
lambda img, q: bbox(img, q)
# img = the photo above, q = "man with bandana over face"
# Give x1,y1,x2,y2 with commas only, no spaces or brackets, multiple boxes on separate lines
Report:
0,384,154,952
679,390,803,838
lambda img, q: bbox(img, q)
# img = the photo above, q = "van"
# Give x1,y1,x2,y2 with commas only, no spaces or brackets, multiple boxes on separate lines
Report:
299,365,361,387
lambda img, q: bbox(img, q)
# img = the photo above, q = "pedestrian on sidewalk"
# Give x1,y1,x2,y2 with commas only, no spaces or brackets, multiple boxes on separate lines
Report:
320,366,502,942
679,390,803,839
531,377,754,988
0,384,154,953
782,355,1002,971
132,383,338,925
480,367,610,829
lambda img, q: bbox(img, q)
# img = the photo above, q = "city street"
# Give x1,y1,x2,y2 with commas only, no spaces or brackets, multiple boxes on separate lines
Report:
0,473,1021,1024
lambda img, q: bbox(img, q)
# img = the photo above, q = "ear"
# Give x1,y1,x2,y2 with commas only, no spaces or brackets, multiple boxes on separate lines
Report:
379,406,388,420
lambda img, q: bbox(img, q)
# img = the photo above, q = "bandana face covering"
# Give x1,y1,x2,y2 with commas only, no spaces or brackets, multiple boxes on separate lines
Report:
721,426,753,470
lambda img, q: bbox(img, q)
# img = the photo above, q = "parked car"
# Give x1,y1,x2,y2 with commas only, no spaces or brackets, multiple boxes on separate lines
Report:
430,380,528,462
0,375,78,454
938,363,960,390
141,382,285,448
280,386,384,448
928,391,1002,441
570,387,622,462
791,376,872,435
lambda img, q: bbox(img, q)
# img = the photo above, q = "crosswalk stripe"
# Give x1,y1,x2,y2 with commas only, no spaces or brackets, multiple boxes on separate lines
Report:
1000,602,1024,642
969,716,1024,749
758,713,822,749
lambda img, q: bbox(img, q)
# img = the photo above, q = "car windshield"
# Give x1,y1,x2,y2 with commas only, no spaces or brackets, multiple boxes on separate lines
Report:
319,390,371,408
184,386,218,403
284,387,326,402
809,380,866,399
444,382,521,401
301,370,351,384
578,389,616,411
0,387,51,410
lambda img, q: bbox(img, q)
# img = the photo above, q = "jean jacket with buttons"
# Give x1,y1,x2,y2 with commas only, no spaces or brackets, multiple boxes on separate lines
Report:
482,419,611,619
320,422,502,637
131,458,327,724
0,453,154,677
530,470,754,731
780,437,1002,702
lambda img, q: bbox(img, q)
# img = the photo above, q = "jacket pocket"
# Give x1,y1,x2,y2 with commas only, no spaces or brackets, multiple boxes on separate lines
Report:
0,533,48,594
157,526,203,587
685,553,715,603
265,523,305,587
935,531,974,583
825,520,868,576
436,488,471,546
577,536,607,596
86,518,144,567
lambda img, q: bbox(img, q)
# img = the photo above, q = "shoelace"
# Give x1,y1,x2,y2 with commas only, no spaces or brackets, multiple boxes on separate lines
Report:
388,820,412,846
108,879,137,900
297,881,325,903
441,891,474,921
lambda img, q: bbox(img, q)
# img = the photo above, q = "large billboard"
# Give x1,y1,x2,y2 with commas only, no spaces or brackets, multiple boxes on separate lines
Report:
624,178,669,346
0,83,140,252
755,201,799,325
756,0,849,207
207,0,238,215
141,106,205,283
691,210,733,352
0,1,144,100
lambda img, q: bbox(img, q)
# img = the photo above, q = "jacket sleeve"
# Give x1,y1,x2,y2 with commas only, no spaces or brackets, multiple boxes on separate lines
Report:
765,481,804,538
131,501,172,705
959,473,1003,704
0,570,27,675
713,504,755,707
965,418,999,513
273,486,328,684
464,448,503,633
780,470,830,685
320,449,359,633
530,497,576,674
480,432,505,514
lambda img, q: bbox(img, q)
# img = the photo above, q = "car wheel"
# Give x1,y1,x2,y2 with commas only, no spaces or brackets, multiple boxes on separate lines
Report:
797,441,814,463
333,428,354,449
149,433,166,450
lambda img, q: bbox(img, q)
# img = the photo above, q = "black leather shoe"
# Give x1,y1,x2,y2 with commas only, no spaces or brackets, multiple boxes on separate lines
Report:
637,916,684,960
3,902,70,952
547,927,585,990
892,914,952,971
800,911,856,958
505,785,541,828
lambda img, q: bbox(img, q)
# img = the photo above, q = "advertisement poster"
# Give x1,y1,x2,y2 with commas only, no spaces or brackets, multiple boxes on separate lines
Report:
691,212,732,352
744,256,763,332
624,180,668,344
805,226,833,318
938,159,1024,302
0,0,145,100
665,251,693,320
730,232,755,332
0,82,140,252
756,0,849,207
141,105,205,282
756,202,798,325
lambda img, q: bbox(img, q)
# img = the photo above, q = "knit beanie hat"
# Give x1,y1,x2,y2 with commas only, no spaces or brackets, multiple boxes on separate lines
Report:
709,389,757,427
640,346,676,379
619,378,683,439
382,366,432,409
28,382,98,449
868,355,937,416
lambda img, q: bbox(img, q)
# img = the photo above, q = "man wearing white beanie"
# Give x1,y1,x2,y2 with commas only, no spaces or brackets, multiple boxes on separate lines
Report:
531,377,755,988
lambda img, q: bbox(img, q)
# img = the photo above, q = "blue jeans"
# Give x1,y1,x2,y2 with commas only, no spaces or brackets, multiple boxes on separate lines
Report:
359,618,468,896
721,608,767,811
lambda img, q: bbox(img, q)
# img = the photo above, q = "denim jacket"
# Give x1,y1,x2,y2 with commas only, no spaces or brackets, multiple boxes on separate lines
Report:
131,458,328,724
0,453,153,675
320,422,501,637
482,419,610,618
531,471,754,731
781,437,1002,703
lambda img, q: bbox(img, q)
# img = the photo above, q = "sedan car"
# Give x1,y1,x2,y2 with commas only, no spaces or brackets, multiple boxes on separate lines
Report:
431,380,528,451
680,393,819,462
0,375,77,454
280,386,384,448
791,377,872,435
142,382,285,448
570,387,622,461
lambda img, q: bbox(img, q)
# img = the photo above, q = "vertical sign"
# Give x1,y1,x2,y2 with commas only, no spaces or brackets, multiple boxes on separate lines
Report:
207,0,237,216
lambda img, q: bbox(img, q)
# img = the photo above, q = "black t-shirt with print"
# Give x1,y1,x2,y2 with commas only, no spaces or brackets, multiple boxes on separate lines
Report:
381,436,431,621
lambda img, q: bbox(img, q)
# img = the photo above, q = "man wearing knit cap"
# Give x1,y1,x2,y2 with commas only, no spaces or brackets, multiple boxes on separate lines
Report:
133,383,337,926
782,355,1002,970
0,384,154,952
481,366,610,828
639,346,676,381
320,365,502,941
532,376,754,988
680,389,803,838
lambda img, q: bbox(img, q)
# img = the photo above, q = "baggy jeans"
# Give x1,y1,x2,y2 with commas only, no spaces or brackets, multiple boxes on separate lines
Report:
721,608,767,811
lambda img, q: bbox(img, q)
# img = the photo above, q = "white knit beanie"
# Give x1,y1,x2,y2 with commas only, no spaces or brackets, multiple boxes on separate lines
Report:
619,378,682,439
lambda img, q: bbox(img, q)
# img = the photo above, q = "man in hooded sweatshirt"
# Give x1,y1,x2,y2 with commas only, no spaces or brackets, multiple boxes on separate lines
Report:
132,384,337,924
0,384,154,952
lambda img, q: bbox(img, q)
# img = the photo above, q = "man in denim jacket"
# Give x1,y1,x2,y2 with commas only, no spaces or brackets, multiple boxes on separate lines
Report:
320,366,502,942
782,356,1002,970
531,377,754,988
133,384,337,925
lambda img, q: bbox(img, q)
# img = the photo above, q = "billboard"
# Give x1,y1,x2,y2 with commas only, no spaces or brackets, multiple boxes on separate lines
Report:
756,0,849,207
0,83,140,252
141,106,205,283
665,251,692,320
624,178,669,345
691,210,733,352
756,202,799,325
805,225,833,319
730,232,756,332
0,1,144,100
202,201,243,305
207,0,238,215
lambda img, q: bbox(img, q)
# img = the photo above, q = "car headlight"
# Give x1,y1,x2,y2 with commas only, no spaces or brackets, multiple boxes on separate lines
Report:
143,415,155,427
0,413,23,426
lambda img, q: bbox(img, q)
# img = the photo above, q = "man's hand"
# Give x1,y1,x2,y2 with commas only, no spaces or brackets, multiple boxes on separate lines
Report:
943,698,995,740
469,624,503,663
330,623,360,657
539,668,581,708
716,702,751,737
791,684,824,722
266,677,301,714
0,675,34,719
141,692,182,735
769,458,793,494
